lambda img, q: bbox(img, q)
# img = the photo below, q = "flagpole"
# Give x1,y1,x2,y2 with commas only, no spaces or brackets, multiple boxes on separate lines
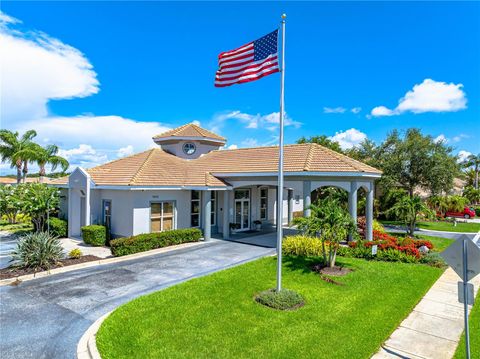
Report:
276,13,286,292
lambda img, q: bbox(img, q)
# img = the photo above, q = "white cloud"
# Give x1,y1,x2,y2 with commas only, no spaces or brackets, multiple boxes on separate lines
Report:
242,138,259,147
458,150,472,163
434,134,448,143
1,14,99,123
213,110,301,132
0,12,172,173
329,128,367,150
452,134,469,143
323,107,346,114
351,107,362,114
227,144,238,150
58,144,108,169
370,79,467,117
117,145,134,158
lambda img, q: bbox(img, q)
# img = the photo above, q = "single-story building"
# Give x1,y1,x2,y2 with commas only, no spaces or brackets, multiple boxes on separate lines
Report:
52,123,381,241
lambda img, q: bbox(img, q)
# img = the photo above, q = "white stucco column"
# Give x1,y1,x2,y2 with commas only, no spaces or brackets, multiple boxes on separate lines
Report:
67,187,73,237
203,190,211,241
303,181,311,217
222,190,230,239
366,187,374,241
287,189,293,225
85,179,91,227
348,182,358,241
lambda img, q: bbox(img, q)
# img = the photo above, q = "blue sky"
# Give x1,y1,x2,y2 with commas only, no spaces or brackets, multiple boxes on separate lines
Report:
1,1,479,171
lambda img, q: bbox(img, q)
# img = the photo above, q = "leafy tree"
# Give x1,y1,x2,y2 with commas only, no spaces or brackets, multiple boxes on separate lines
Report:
293,196,356,267
0,185,23,224
445,195,469,212
20,183,59,232
463,186,480,205
377,129,459,197
0,130,38,184
426,195,449,216
386,195,434,235
346,139,378,167
463,153,480,189
28,144,69,183
297,135,344,153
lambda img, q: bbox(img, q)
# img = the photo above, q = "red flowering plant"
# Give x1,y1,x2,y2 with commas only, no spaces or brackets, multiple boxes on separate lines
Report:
350,229,432,259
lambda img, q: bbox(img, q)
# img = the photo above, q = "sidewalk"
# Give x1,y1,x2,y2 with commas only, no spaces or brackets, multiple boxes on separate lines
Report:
372,268,480,359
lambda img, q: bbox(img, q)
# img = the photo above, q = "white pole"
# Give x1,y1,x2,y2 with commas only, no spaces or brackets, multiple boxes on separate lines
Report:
276,13,286,292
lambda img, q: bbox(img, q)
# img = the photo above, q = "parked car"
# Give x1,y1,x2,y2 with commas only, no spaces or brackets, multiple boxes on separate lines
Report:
445,207,476,219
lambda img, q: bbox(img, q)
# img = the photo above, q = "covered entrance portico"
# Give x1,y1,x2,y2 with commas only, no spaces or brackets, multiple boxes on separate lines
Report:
201,172,380,243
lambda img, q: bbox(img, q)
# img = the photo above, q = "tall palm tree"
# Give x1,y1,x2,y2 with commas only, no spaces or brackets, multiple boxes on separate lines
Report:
0,130,37,184
463,153,480,189
32,144,69,182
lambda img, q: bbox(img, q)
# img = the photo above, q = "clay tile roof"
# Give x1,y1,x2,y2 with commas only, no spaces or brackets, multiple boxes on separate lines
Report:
50,143,381,188
152,123,226,142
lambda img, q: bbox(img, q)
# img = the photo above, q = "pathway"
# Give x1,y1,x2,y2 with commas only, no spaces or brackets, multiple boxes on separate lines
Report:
0,239,274,359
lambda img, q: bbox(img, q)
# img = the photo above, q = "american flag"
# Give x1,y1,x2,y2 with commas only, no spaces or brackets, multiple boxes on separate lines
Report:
215,30,280,87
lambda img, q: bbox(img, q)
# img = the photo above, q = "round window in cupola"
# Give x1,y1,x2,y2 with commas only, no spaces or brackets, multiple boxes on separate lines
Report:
183,142,196,155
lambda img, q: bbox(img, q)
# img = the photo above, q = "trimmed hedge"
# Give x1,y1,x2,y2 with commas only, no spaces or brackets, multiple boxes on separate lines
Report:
47,217,67,238
110,228,202,257
81,225,107,246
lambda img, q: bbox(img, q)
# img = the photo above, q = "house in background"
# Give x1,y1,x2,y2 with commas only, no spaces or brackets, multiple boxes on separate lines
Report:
52,123,381,241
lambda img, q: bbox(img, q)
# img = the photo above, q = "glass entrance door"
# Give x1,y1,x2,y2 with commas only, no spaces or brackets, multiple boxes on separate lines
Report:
234,189,250,231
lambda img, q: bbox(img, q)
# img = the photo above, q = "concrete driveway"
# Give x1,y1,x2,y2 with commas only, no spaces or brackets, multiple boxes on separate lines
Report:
0,240,274,359
0,231,17,269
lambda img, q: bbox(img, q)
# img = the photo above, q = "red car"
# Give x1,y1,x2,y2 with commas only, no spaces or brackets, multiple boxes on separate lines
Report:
445,207,476,219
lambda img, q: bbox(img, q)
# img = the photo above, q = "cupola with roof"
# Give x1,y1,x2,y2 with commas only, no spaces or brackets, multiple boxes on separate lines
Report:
152,123,226,159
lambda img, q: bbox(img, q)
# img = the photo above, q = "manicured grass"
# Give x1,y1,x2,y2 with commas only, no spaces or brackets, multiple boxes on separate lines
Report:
381,220,480,233
0,222,33,235
453,291,480,359
97,256,443,359
393,233,455,253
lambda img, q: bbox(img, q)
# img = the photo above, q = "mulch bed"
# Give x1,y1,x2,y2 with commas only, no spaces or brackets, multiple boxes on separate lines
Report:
311,263,352,286
0,255,101,280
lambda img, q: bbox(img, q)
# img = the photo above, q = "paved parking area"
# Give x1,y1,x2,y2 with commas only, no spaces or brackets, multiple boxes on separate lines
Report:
0,239,274,359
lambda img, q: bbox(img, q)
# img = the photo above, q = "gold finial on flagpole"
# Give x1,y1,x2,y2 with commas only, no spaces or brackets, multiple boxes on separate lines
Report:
282,13,287,20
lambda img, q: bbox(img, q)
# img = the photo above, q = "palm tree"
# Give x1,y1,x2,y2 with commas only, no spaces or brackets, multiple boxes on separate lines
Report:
387,196,434,235
463,154,480,189
0,130,37,184
32,144,69,182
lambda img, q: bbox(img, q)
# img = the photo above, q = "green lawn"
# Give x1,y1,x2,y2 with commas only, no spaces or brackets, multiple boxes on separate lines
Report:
454,291,480,359
97,256,443,359
381,220,480,233
0,222,33,235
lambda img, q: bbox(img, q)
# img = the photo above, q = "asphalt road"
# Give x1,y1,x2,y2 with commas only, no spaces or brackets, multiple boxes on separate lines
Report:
0,240,275,359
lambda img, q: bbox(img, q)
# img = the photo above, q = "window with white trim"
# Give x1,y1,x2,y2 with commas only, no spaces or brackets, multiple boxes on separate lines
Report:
260,188,268,220
151,202,174,232
191,190,201,227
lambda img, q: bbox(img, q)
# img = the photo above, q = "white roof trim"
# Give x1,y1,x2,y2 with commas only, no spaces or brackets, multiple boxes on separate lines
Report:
153,136,226,144
90,185,233,191
213,171,382,178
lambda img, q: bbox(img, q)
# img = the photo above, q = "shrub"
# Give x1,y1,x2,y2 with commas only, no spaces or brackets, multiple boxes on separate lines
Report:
81,225,107,246
420,252,446,267
68,248,82,259
110,228,202,256
282,235,324,257
11,232,63,270
255,289,305,310
47,217,67,238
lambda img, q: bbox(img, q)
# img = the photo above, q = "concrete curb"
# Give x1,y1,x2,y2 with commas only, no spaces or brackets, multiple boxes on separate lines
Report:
418,228,480,235
0,240,206,286
77,311,111,359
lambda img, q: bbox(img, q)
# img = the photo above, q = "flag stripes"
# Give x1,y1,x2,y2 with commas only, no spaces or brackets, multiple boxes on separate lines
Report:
215,30,279,87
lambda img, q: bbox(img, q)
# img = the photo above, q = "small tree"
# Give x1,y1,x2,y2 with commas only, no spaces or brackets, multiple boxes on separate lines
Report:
0,185,23,224
387,196,434,235
293,197,356,268
463,186,480,205
20,183,59,232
